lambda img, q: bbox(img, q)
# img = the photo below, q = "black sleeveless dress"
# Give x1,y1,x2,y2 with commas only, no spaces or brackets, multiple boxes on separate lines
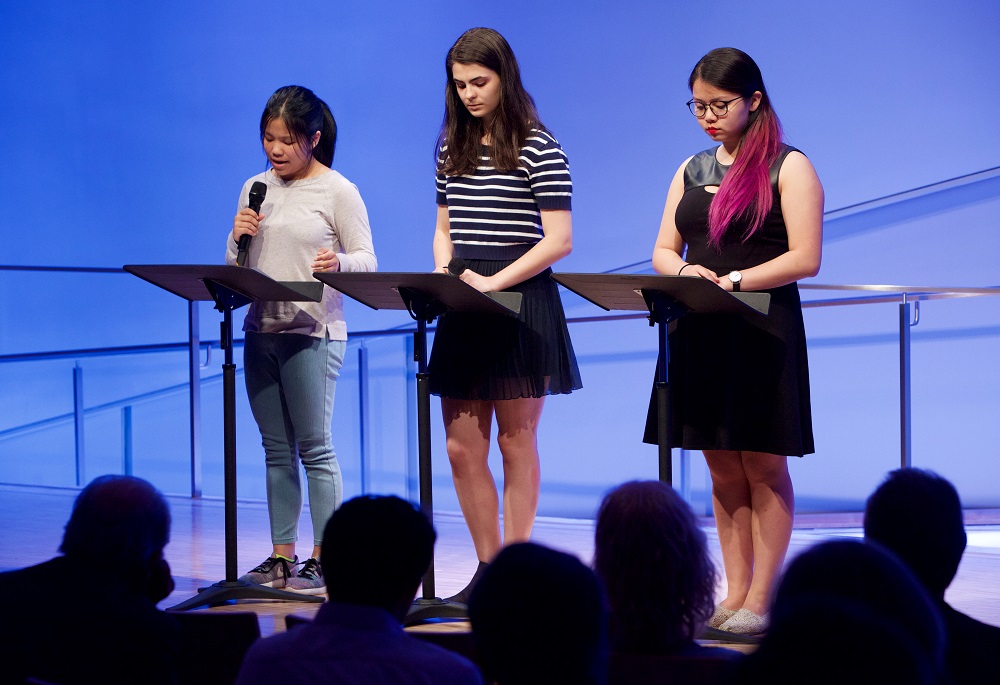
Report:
643,145,815,456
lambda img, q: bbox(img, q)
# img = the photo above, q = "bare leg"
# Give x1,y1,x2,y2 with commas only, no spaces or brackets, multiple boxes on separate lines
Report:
272,543,296,560
740,451,794,616
271,543,319,560
704,449,753,611
442,398,501,562
494,396,545,544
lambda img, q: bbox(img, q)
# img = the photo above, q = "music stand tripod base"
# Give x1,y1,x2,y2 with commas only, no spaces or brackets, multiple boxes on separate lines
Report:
169,580,326,612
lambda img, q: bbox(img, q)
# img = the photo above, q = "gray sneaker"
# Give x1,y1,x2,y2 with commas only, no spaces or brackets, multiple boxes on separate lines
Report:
286,557,326,595
239,555,298,588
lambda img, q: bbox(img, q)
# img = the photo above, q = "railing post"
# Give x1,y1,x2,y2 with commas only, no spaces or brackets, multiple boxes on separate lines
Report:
679,448,690,504
188,301,203,497
405,334,419,503
73,362,85,486
899,297,913,468
122,405,133,475
357,341,370,495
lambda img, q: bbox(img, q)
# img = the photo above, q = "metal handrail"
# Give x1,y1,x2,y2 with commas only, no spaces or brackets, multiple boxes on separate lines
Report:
3,273,999,495
3,160,997,494
0,254,1000,496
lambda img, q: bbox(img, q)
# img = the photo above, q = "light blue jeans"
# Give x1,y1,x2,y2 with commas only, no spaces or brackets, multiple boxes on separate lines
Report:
244,331,346,546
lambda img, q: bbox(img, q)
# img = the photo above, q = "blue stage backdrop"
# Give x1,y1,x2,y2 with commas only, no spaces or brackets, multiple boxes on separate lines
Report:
1,1,998,517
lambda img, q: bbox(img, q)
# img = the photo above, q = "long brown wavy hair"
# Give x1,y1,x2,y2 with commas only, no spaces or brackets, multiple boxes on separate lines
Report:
594,480,718,653
438,28,542,176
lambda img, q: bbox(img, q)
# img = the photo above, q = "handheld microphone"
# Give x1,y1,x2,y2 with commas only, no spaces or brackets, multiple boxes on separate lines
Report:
447,257,467,276
236,181,267,266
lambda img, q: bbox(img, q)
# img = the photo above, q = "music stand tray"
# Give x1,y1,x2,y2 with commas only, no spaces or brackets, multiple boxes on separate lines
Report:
551,273,770,484
313,272,520,623
124,264,326,610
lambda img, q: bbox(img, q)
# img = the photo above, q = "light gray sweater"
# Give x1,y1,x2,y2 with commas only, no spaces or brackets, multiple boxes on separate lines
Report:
226,169,377,340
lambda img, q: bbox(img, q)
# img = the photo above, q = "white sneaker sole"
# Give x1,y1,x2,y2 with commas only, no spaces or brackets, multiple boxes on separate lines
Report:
238,577,291,588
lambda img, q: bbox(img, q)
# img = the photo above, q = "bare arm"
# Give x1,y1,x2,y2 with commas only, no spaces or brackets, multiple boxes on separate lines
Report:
652,157,720,281
718,151,823,291
458,209,573,293
656,152,824,291
432,205,453,271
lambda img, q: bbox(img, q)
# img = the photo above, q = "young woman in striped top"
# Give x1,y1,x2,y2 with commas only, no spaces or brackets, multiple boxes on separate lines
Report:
428,27,582,604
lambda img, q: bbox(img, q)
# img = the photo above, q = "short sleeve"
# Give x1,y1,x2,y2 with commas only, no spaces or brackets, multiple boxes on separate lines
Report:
521,131,572,211
436,144,449,205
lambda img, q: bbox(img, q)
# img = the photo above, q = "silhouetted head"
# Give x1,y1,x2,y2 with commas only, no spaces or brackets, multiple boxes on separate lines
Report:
321,495,435,619
772,539,946,676
469,542,608,685
864,468,966,599
60,475,172,597
594,480,716,653
738,594,940,684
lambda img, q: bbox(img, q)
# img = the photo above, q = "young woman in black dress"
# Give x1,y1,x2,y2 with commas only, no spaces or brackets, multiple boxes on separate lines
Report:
649,48,823,634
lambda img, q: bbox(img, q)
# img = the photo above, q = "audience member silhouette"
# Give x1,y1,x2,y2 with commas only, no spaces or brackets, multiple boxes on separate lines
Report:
864,467,1000,685
0,474,181,685
737,594,941,684
235,494,483,684
468,542,608,685
594,481,742,658
736,538,948,683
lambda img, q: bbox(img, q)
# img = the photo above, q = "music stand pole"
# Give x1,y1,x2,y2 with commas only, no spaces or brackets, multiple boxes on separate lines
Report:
641,289,691,484
310,272,522,624
124,265,327,610
400,288,448,604
219,298,239,584
551,273,770,488
655,302,671,483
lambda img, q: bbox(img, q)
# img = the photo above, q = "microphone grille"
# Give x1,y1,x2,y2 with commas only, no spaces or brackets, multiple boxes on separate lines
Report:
248,181,267,211
447,257,467,276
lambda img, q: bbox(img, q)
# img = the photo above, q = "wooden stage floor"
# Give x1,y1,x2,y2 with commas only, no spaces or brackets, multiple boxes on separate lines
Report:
2,484,999,641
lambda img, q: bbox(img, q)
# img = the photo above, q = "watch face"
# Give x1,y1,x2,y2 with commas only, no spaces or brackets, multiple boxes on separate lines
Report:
729,271,742,283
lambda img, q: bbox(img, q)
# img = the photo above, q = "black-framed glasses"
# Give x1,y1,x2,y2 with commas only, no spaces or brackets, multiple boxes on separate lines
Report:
686,96,743,118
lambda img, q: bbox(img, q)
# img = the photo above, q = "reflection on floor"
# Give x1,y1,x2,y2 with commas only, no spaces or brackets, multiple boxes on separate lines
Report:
2,485,998,640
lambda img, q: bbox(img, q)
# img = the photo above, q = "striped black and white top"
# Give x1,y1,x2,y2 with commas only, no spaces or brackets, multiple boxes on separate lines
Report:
436,128,572,260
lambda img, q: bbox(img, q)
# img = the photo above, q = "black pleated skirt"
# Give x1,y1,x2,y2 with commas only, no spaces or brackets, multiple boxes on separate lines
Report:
428,257,582,400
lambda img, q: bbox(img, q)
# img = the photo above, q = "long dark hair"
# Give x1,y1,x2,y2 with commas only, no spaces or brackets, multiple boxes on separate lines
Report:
439,27,542,176
594,480,717,653
259,85,337,168
689,48,784,247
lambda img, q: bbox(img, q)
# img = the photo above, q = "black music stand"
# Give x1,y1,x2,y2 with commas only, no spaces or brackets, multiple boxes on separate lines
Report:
313,272,521,623
551,273,769,485
124,264,327,610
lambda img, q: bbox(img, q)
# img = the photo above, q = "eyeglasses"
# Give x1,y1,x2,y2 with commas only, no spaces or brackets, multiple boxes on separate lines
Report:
686,96,743,118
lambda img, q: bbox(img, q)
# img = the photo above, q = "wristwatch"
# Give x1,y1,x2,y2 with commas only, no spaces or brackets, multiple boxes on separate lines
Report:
728,270,742,292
